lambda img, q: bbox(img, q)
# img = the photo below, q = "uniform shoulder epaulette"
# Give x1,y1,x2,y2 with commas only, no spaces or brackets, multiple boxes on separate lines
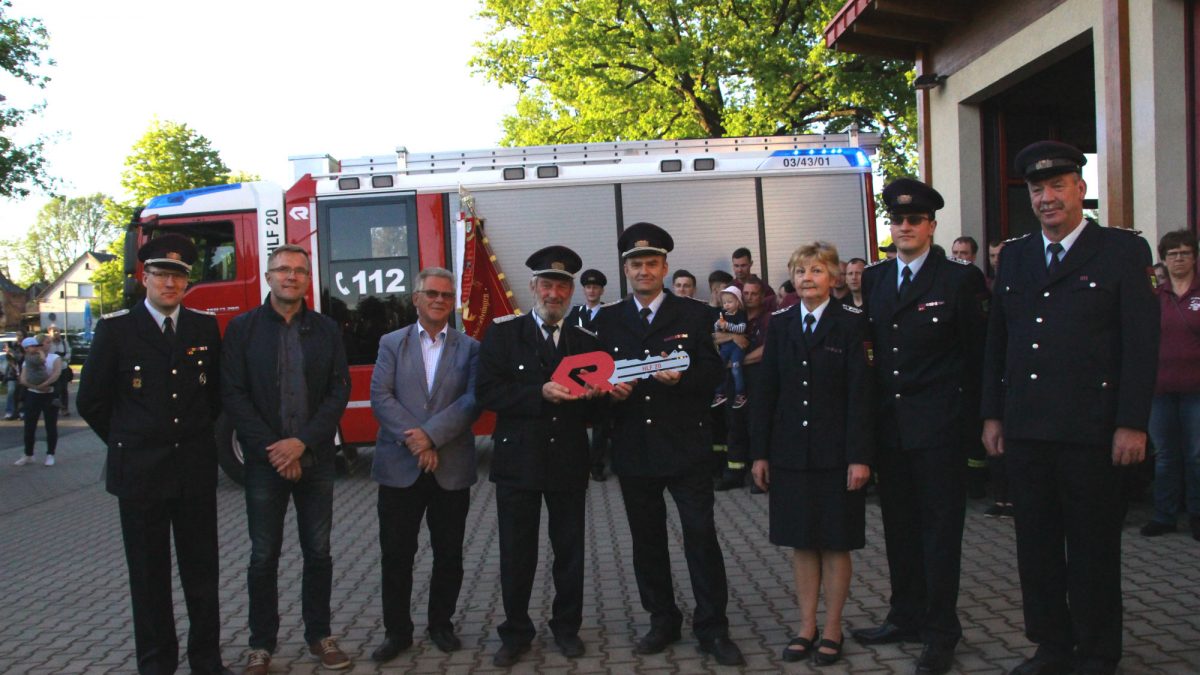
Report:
1103,226,1142,236
842,304,863,314
573,325,598,338
186,307,216,316
1003,232,1032,244
866,258,888,268
101,309,130,320
772,304,797,316
946,256,971,265
684,294,708,304
599,298,624,309
492,313,520,324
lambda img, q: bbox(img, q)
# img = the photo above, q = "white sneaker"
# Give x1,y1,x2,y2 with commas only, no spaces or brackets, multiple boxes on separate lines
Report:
13,455,34,466
44,455,55,466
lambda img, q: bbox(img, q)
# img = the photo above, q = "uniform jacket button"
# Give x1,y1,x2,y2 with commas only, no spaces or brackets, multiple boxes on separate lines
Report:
1030,373,1038,380
645,419,652,425
644,395,651,401
895,393,902,399
1032,343,1039,349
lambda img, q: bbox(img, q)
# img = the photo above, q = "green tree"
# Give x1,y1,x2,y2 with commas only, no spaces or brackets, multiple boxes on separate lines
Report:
225,169,261,184
96,118,234,310
472,0,915,178
5,193,117,285
0,0,55,198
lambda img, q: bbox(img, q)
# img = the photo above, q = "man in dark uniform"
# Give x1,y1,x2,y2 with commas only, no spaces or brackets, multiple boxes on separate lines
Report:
982,141,1159,675
566,268,607,330
851,179,987,675
78,234,230,675
477,245,603,667
566,268,613,481
592,222,746,666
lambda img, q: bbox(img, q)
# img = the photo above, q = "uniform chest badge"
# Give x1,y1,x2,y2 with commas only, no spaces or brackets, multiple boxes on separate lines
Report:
664,333,688,341
186,345,209,356
132,376,142,389
199,372,208,386
864,341,875,366
917,301,944,311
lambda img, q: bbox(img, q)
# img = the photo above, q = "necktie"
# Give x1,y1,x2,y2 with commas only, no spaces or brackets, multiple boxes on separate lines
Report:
898,265,912,298
163,316,176,343
1047,242,1064,275
804,313,816,336
543,323,559,358
639,307,652,329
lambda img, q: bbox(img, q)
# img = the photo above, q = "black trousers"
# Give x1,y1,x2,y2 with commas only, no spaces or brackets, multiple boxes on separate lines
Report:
589,421,611,472
378,475,470,640
876,443,966,648
494,484,586,647
1006,440,1125,671
118,494,223,675
618,469,730,640
22,390,58,456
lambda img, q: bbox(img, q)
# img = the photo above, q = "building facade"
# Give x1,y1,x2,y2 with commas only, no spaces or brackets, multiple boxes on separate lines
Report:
826,0,1197,270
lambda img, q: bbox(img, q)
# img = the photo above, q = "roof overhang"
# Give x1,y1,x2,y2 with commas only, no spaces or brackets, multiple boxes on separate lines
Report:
825,0,971,60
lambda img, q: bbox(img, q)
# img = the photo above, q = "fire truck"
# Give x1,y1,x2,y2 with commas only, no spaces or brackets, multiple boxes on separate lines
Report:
126,133,881,483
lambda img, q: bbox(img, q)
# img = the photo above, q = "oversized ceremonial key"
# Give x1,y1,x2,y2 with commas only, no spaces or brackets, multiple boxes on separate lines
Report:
551,350,692,397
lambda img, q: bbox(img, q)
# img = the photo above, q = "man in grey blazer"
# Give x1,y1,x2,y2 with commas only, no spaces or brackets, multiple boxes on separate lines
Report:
368,267,482,662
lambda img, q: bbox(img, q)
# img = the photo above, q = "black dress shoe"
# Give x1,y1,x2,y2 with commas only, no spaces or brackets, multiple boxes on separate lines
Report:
1009,655,1074,675
915,644,955,674
555,633,585,658
851,622,920,645
492,643,529,667
370,635,412,662
634,627,681,655
428,626,461,652
697,635,746,666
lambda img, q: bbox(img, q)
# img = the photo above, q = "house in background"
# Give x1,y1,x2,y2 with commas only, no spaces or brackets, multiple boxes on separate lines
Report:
0,270,28,331
825,0,1198,272
36,252,116,333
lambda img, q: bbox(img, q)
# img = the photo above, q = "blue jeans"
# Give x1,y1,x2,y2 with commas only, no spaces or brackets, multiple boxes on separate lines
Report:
1149,392,1200,523
5,382,16,416
718,341,745,395
245,456,335,651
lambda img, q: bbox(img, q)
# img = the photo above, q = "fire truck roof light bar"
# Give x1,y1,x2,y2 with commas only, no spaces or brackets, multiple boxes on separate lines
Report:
304,132,881,180
146,183,242,209
769,147,871,168
338,177,361,190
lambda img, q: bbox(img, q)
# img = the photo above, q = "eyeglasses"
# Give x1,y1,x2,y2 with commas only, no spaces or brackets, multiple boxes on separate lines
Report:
268,266,310,277
889,215,931,226
146,269,189,282
1163,250,1195,260
419,289,456,301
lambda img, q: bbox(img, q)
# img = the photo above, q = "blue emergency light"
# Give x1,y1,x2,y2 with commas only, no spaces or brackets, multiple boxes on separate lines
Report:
146,183,242,209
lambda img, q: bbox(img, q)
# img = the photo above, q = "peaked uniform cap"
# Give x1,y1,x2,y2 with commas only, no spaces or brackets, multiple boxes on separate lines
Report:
525,245,582,280
139,233,197,273
619,222,674,258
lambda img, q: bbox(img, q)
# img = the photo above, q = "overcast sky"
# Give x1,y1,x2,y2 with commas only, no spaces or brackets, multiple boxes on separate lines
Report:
0,0,516,268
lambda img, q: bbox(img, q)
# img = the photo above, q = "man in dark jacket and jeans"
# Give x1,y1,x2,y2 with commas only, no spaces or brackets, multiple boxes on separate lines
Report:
221,244,351,675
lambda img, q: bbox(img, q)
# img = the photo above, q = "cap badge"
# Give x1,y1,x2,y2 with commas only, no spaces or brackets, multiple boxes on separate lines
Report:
897,195,913,205
635,240,649,247
552,262,564,270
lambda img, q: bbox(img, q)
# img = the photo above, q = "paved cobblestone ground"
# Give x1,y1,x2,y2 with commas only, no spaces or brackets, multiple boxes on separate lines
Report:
1,421,1198,674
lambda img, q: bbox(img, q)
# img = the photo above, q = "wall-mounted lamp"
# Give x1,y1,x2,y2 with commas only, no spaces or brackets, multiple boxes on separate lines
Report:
913,73,948,91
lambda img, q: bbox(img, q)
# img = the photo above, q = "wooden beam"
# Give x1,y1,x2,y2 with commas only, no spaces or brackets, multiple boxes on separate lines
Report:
831,33,917,60
872,0,969,24
1102,0,1133,228
852,17,945,45
916,49,933,184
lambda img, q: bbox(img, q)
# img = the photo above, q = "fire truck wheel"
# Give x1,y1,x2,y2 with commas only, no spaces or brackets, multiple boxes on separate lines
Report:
215,413,246,485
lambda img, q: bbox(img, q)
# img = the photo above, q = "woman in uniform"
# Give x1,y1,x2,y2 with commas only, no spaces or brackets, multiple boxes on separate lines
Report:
751,242,874,665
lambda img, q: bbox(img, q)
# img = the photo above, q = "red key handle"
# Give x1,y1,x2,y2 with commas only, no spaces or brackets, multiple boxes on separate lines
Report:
551,351,616,396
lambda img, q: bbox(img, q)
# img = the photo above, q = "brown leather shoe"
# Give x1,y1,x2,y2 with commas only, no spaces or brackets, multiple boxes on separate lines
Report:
309,636,352,670
242,649,270,675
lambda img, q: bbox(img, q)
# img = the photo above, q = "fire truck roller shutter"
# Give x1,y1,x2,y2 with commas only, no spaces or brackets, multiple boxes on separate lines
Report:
464,185,619,312
620,179,758,287
760,173,872,287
